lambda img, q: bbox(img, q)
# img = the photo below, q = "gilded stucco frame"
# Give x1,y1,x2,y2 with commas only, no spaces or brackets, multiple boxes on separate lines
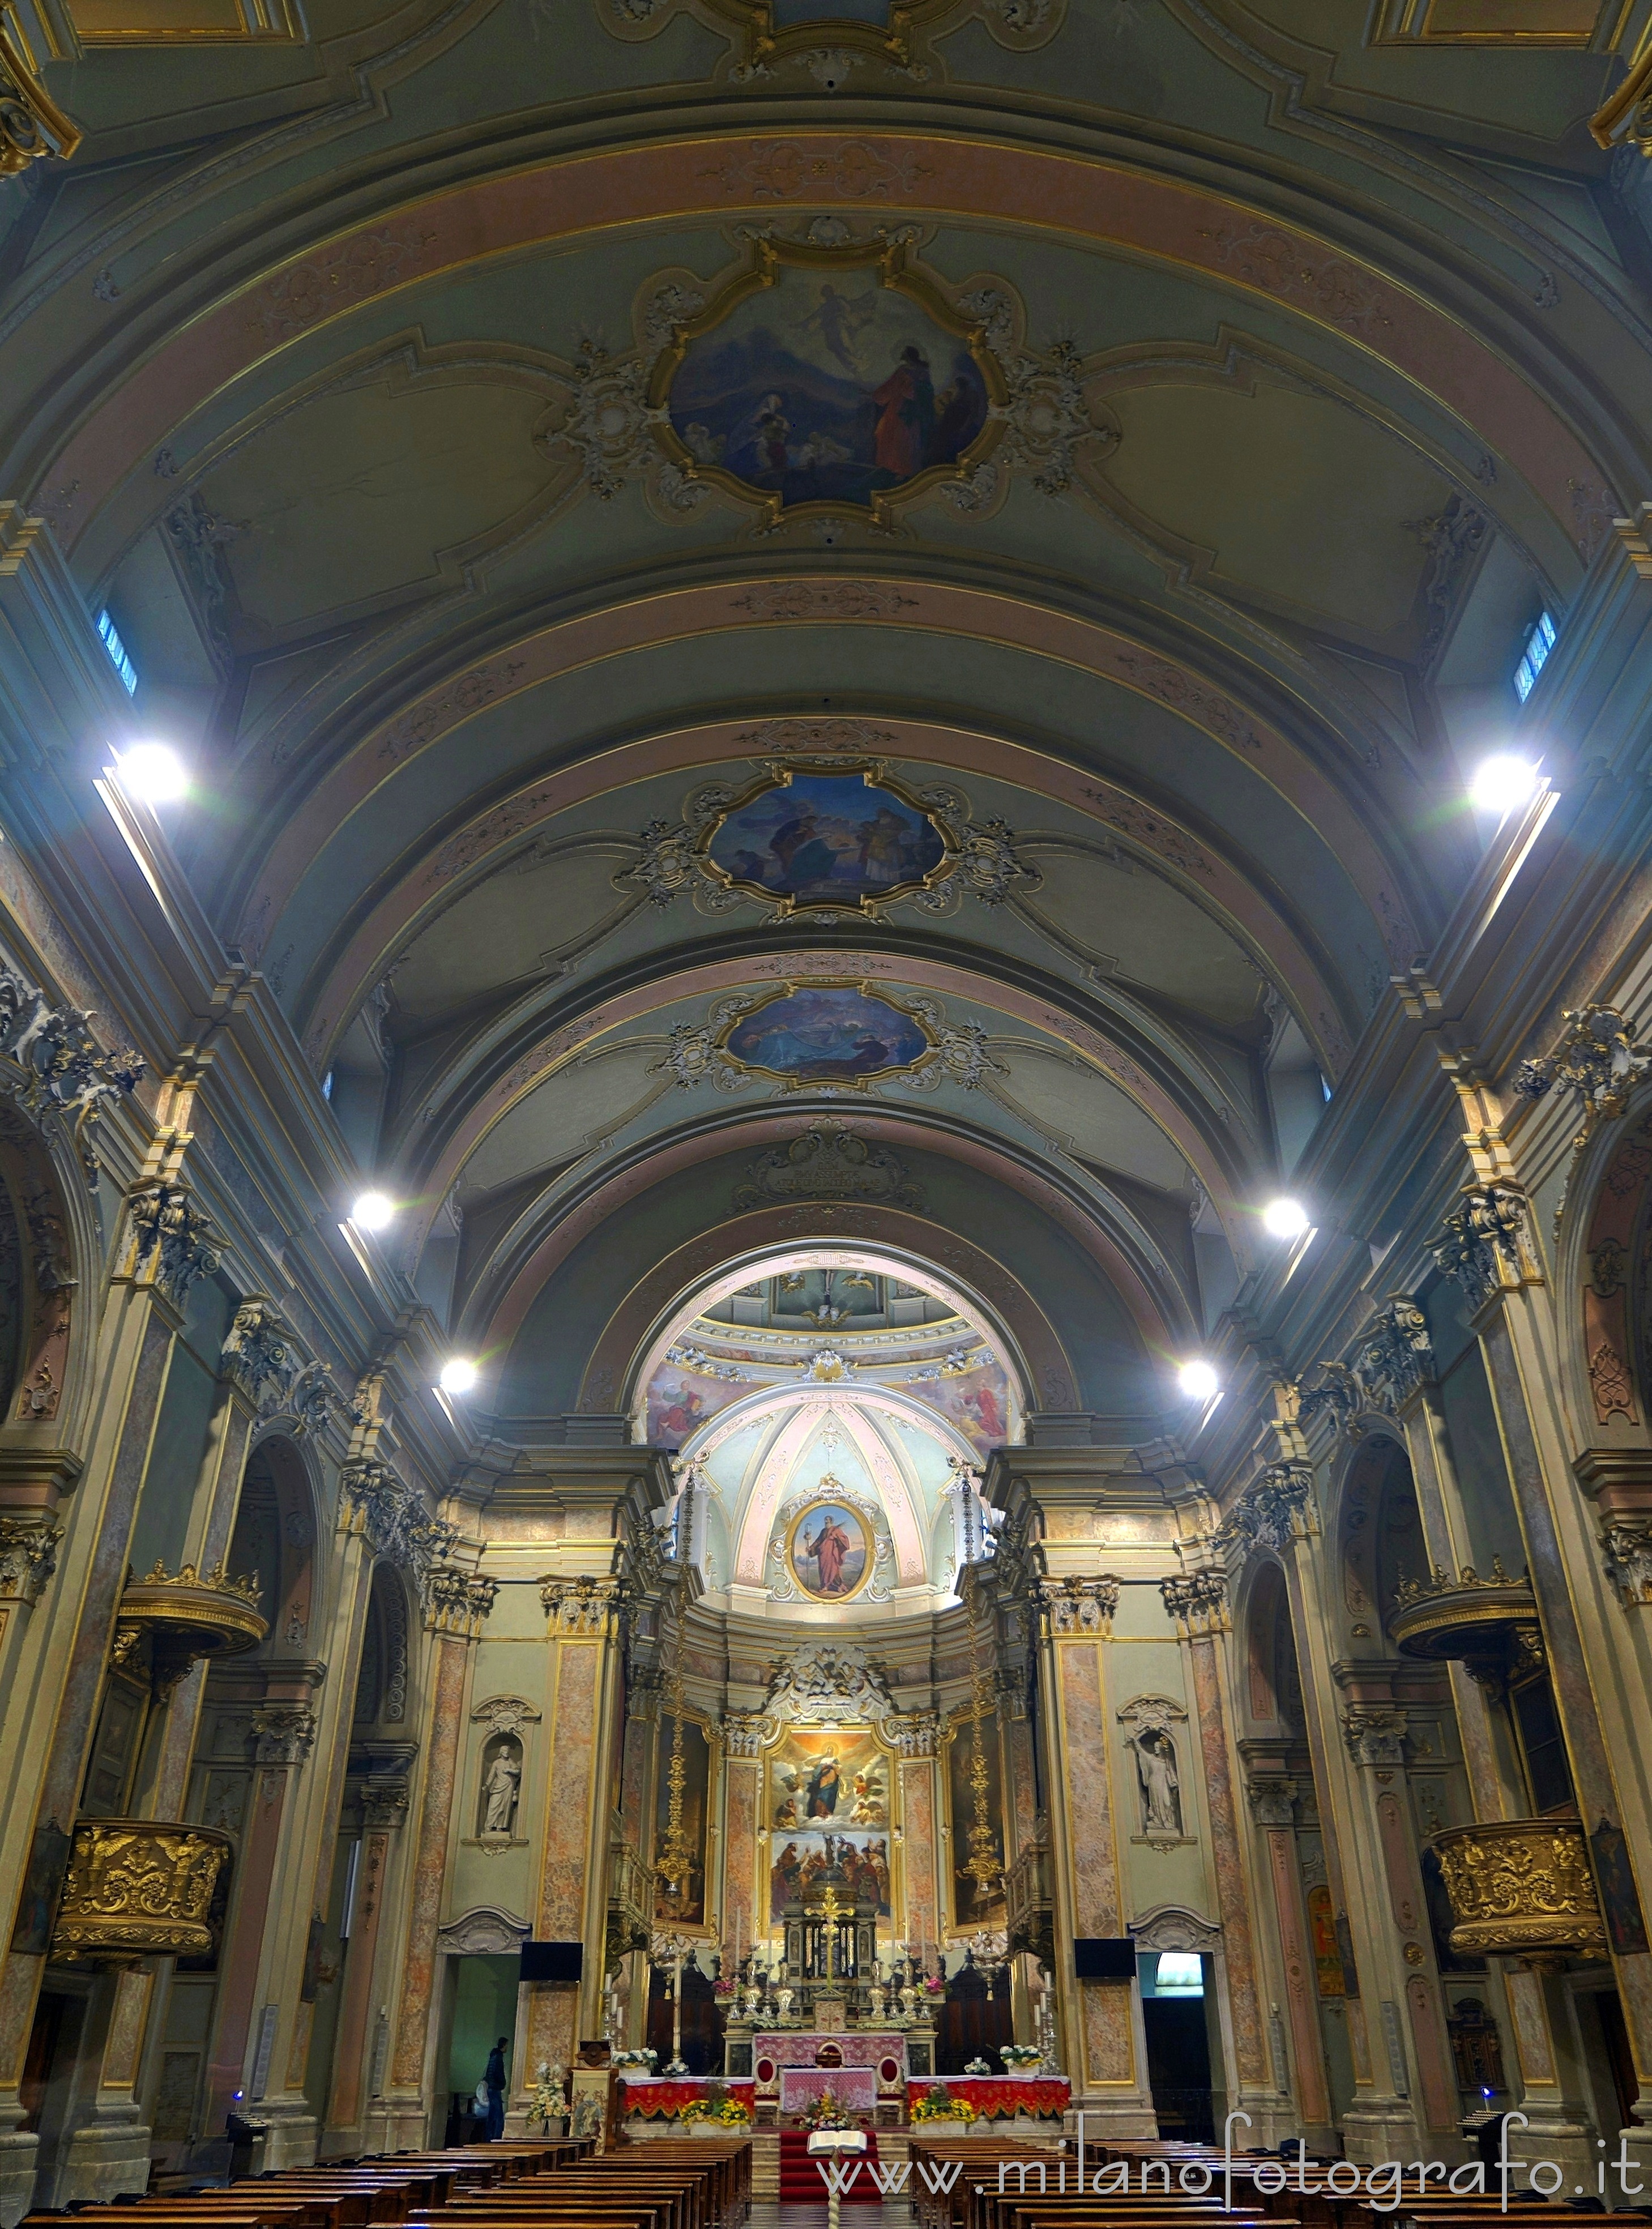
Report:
714,975,942,1092
693,759,959,918
646,233,1008,532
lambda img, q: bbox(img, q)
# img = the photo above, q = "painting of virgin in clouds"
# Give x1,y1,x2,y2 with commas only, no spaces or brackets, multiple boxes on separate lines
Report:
723,986,930,1085
668,266,988,511
707,771,946,908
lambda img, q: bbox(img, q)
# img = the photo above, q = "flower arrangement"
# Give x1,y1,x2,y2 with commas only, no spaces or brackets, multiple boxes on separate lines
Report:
1000,2044,1042,2069
911,2083,974,2124
613,2047,658,2070
681,2095,752,2126
527,2061,566,2128
801,2085,857,2130
964,2057,992,2075
713,1976,737,1999
921,1973,946,1997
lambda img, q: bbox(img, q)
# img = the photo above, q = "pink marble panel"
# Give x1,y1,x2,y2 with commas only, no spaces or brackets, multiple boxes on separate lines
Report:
1081,1980,1133,2086
539,1639,600,1934
1188,1637,1263,2085
1057,1643,1117,1935
899,1760,936,1953
391,1634,468,2087
724,1762,759,1955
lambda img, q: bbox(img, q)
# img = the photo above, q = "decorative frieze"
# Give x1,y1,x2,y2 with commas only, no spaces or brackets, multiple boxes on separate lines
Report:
129,1182,219,1304
1433,1186,1537,1310
1159,1570,1227,1636
889,1710,941,1759
540,1573,620,1634
1037,1574,1121,1633
0,1513,62,1604
50,1821,229,1961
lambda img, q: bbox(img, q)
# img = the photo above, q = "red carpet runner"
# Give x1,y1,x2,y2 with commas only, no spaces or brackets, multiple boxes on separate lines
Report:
778,2128,884,2204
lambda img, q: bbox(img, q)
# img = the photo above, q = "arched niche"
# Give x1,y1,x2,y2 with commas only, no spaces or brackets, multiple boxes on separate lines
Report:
1241,1561,1302,1736
353,1562,414,1733
1336,1432,1427,1652
224,1433,319,1658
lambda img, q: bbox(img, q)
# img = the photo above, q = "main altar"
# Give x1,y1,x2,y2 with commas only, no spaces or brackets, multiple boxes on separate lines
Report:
746,2030,912,2124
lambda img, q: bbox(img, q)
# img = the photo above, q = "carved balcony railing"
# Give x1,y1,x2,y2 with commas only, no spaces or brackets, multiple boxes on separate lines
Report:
1389,1560,1540,1686
1433,1820,1606,1959
112,1561,267,1696
1004,1827,1053,1969
604,1839,652,1970
50,1818,232,1961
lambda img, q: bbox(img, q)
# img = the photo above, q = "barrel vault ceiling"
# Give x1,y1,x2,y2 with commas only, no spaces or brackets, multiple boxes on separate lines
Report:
5,0,1649,1436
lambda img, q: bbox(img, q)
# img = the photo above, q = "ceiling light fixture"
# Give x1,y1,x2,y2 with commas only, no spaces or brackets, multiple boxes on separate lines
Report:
1178,1359,1219,1403
1262,1197,1310,1240
350,1190,395,1231
114,742,187,805
439,1357,479,1396
1469,754,1540,816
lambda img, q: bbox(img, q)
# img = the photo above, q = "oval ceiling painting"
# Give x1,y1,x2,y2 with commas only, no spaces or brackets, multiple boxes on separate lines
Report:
787,1498,872,1602
667,261,989,513
704,768,947,912
722,984,932,1087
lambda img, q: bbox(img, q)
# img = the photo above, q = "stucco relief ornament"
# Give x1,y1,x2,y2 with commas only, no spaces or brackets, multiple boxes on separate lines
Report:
1432,1187,1535,1310
1351,1297,1432,1412
1517,1004,1652,1162
339,1458,459,1587
549,338,703,511
0,959,143,1173
1601,1518,1652,1608
1222,1463,1317,1556
944,308,1113,514
221,1297,301,1413
733,1118,925,1211
129,1182,220,1304
1036,1575,1120,1633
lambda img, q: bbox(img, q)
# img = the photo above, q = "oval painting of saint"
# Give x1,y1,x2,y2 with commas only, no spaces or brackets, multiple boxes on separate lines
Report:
723,985,930,1084
788,1500,870,1600
707,771,946,908
668,267,988,509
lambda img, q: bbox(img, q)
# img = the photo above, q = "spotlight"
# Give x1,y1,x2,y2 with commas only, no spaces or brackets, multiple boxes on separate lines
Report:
1469,755,1539,816
1262,1197,1310,1241
1178,1359,1219,1403
350,1190,395,1231
439,1357,479,1396
114,742,187,804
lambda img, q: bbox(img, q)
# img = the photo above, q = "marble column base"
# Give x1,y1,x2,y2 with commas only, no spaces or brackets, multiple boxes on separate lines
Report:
1339,2096,1428,2165
0,2117,40,2229
251,2098,318,2170
51,2112,151,2206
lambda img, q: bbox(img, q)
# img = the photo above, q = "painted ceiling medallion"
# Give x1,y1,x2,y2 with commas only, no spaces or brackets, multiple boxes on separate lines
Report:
650,235,1005,528
720,980,934,1089
700,763,950,915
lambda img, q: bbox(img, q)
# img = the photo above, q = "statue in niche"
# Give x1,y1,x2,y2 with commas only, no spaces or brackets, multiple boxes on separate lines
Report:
1127,1726,1182,1839
480,1735,523,1837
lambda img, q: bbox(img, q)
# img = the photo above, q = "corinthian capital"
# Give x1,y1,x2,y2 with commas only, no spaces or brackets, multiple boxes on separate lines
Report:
1160,1569,1228,1636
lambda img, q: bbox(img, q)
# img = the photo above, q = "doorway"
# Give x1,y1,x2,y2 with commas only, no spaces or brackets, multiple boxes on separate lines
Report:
443,1957,519,2139
1139,1950,1214,2141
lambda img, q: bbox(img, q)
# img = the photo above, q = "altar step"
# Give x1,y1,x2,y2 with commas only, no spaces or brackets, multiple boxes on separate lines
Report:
778,2128,885,2205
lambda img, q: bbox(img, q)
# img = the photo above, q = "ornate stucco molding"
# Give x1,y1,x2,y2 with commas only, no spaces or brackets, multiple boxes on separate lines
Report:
0,31,80,177
221,1297,302,1412
1036,1574,1120,1634
360,1783,411,1829
1601,1517,1652,1608
889,1710,941,1760
339,1459,459,1589
1341,1705,1408,1767
1433,1185,1540,1309
426,1569,498,1637
1515,1005,1652,1152
0,960,134,1171
721,1710,768,1758
1350,1297,1433,1412
540,1573,621,1634
250,1704,318,1765
1160,1570,1228,1637
128,1181,219,1304
472,1693,542,1738
1222,1463,1318,1556
1244,1779,1298,1829
732,1118,925,1212
0,1514,62,1605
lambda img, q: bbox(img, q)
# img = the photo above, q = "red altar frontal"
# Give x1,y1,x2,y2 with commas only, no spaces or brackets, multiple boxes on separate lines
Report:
752,2032,908,2123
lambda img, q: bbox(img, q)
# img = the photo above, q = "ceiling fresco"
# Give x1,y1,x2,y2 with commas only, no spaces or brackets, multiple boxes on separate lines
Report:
4,0,1650,1464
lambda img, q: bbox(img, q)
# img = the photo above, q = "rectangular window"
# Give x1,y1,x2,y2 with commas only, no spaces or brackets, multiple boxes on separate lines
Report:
96,608,138,695
1513,609,1556,703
